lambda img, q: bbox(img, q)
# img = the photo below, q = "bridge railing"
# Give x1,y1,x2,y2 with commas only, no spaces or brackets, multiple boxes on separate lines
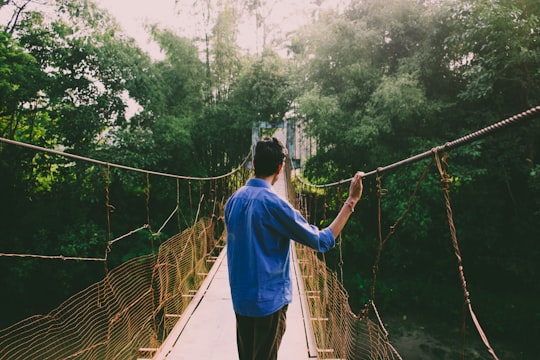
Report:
0,136,252,360
286,157,401,360
294,243,401,360
0,216,226,360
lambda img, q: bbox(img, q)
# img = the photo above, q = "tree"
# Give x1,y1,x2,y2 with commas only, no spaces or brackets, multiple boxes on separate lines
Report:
151,28,205,118
8,1,140,153
0,32,47,141
448,0,540,112
230,49,294,125
444,0,540,296
210,5,242,101
243,0,279,52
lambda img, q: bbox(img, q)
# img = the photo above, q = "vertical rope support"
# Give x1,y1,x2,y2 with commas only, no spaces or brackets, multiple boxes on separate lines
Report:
199,180,204,212
312,190,317,223
321,190,328,263
323,187,328,222
176,179,181,233
371,171,385,303
369,161,432,304
145,173,151,231
188,180,193,220
336,184,344,284
434,149,500,360
210,179,216,214
103,164,112,273
146,173,155,253
209,179,218,245
99,164,115,314
220,177,225,205
145,172,160,341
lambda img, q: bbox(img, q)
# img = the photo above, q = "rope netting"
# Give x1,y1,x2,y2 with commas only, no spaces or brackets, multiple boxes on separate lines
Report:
290,171,402,360
295,244,402,360
283,152,399,359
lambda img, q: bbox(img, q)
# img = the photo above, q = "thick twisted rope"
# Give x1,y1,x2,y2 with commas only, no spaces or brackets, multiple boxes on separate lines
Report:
297,105,540,188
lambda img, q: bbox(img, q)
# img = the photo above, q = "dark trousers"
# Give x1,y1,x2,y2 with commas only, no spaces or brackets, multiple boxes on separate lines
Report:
235,305,288,360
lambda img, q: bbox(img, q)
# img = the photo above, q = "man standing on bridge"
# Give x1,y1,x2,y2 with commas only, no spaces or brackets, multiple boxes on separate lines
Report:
225,137,364,360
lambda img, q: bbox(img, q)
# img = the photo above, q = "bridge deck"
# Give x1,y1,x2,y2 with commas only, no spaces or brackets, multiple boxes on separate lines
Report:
152,174,317,360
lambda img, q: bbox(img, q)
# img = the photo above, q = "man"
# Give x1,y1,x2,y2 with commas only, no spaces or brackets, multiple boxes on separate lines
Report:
225,137,364,360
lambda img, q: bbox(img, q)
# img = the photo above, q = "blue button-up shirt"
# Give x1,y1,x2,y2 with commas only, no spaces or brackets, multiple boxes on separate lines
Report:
225,178,335,317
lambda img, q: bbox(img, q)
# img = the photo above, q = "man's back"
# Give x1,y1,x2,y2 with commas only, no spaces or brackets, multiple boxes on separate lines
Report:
225,177,293,318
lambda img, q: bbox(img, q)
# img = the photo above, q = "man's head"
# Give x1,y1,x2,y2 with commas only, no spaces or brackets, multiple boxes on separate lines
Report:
253,137,288,178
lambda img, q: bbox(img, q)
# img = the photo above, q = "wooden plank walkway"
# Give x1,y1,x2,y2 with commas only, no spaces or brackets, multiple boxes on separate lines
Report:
152,174,318,360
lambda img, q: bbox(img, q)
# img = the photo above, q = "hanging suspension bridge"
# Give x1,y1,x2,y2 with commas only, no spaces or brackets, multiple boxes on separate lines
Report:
0,106,539,359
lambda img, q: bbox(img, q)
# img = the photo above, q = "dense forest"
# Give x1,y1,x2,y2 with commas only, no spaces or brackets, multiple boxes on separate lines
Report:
1,0,539,358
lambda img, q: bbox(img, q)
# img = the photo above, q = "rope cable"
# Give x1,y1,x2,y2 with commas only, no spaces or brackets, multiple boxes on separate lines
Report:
176,178,182,233
0,136,252,181
289,107,539,358
146,173,152,233
0,223,152,262
145,173,157,255
155,205,179,236
0,139,251,263
103,164,112,272
0,253,106,262
1,106,537,358
297,105,540,188
336,183,345,284
108,224,150,246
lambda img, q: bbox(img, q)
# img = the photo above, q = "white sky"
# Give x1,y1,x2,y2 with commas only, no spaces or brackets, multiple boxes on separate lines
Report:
93,0,345,58
94,0,179,58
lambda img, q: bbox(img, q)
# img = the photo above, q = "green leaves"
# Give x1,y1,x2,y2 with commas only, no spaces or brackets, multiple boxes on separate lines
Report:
448,0,540,108
231,50,293,125
0,32,46,138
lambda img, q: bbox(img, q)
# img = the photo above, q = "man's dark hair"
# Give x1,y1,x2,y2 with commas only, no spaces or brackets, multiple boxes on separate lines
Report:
253,137,288,177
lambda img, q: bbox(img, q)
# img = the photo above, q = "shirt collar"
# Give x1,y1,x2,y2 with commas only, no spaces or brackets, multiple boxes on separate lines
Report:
246,177,272,190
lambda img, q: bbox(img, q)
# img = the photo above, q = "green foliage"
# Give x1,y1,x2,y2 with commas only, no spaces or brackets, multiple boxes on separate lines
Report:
152,28,206,118
97,126,159,183
211,5,242,101
57,222,106,258
231,50,294,125
0,32,48,141
447,0,540,110
192,101,252,176
0,33,39,112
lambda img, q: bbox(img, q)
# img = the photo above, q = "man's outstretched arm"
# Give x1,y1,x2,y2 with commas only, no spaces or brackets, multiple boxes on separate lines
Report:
328,171,364,239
